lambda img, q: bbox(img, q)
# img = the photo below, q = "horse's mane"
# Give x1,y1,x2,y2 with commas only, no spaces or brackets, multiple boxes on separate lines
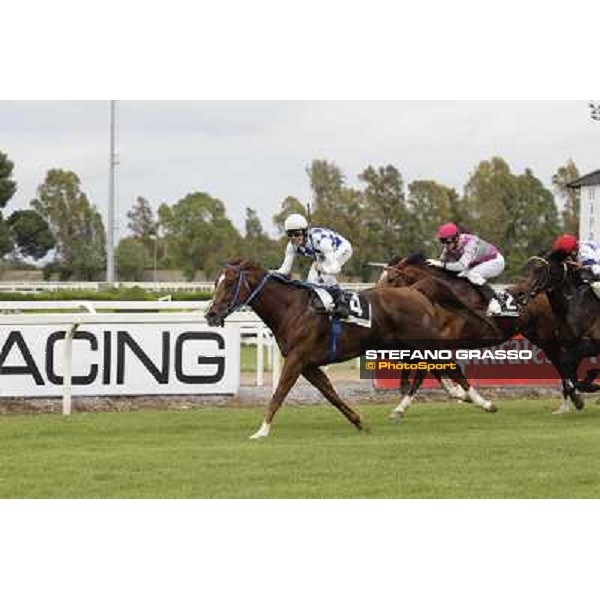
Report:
225,257,263,270
405,250,427,265
387,251,427,267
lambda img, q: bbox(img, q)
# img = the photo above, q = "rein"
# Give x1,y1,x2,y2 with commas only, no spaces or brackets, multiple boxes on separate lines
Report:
223,265,272,316
515,256,567,307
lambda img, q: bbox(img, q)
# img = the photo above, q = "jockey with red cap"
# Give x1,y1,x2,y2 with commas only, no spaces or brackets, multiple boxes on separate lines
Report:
427,222,506,316
553,234,600,279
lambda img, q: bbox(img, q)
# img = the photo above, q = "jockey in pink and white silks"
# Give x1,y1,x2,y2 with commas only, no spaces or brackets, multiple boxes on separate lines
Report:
276,213,353,317
426,222,506,316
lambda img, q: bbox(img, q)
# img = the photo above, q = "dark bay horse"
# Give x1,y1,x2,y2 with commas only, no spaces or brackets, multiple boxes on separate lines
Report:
380,252,586,412
510,252,600,405
205,258,481,439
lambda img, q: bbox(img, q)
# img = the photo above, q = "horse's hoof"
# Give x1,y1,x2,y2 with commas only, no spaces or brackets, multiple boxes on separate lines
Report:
572,398,585,411
389,410,404,420
485,404,498,413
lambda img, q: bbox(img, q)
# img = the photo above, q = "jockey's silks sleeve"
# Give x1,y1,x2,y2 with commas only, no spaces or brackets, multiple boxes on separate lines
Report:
316,237,341,275
440,238,478,272
276,242,296,275
579,241,600,275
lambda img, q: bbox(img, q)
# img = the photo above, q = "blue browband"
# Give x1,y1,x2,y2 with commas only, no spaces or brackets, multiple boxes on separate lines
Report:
223,265,273,316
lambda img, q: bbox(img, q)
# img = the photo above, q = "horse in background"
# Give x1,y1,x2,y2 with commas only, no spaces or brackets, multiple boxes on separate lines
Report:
509,252,600,408
380,252,589,413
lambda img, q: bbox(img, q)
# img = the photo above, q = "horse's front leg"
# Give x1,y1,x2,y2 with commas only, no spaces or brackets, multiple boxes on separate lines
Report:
389,370,426,419
249,353,304,440
560,352,585,411
446,365,497,413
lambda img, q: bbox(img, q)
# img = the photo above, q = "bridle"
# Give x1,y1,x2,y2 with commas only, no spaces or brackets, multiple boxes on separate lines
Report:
218,264,272,317
515,256,567,307
382,259,409,282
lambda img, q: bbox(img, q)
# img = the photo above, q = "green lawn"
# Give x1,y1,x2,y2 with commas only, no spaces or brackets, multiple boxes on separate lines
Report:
1,399,600,498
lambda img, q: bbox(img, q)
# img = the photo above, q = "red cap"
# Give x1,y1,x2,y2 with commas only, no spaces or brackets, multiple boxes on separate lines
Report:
553,234,578,253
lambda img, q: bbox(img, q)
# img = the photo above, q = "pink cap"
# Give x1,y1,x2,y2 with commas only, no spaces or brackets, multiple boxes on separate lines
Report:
437,223,459,239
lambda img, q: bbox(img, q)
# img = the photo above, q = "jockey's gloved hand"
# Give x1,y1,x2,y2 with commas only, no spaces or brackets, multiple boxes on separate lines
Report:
426,259,444,268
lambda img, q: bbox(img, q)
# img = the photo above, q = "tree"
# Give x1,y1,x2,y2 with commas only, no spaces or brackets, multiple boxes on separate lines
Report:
127,196,156,247
244,207,280,268
0,215,13,257
460,157,517,245
506,168,560,277
31,169,106,280
552,159,580,235
308,160,347,225
7,210,55,260
273,196,307,234
0,151,18,258
307,159,344,208
116,237,147,281
406,180,458,256
0,151,17,210
158,191,242,280
459,158,560,280
245,207,265,240
359,165,409,261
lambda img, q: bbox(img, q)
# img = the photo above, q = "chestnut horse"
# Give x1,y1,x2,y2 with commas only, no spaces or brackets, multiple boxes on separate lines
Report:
380,252,588,412
205,258,487,439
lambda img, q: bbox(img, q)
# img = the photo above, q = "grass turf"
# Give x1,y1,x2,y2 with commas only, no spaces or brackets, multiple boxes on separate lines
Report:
1,398,600,498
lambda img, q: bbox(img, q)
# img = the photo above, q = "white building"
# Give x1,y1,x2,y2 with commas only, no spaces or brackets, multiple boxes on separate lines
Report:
568,169,600,241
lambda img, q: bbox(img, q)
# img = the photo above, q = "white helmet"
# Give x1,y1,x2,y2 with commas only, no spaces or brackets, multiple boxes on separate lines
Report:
284,213,308,232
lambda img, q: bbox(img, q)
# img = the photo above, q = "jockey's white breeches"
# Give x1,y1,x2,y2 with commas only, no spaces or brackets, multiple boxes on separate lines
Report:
458,254,505,286
307,244,353,285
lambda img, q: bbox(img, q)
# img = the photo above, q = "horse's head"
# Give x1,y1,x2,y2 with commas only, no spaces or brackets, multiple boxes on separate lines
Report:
205,258,265,327
378,251,429,287
378,255,404,285
509,252,568,308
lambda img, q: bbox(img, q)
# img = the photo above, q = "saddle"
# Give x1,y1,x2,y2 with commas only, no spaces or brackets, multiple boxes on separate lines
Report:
309,286,372,327
485,288,519,317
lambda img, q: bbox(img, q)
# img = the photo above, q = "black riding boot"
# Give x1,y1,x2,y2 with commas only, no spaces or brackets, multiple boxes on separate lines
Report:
329,286,350,319
478,283,503,315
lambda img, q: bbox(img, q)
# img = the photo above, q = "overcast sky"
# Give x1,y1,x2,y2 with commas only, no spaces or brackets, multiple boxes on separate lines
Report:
0,100,598,238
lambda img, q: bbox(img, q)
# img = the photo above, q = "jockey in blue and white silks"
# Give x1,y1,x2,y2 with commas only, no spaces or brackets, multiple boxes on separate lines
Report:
276,213,353,316
579,241,600,278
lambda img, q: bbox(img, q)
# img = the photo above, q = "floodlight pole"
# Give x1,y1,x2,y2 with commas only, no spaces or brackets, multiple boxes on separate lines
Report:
107,100,117,282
